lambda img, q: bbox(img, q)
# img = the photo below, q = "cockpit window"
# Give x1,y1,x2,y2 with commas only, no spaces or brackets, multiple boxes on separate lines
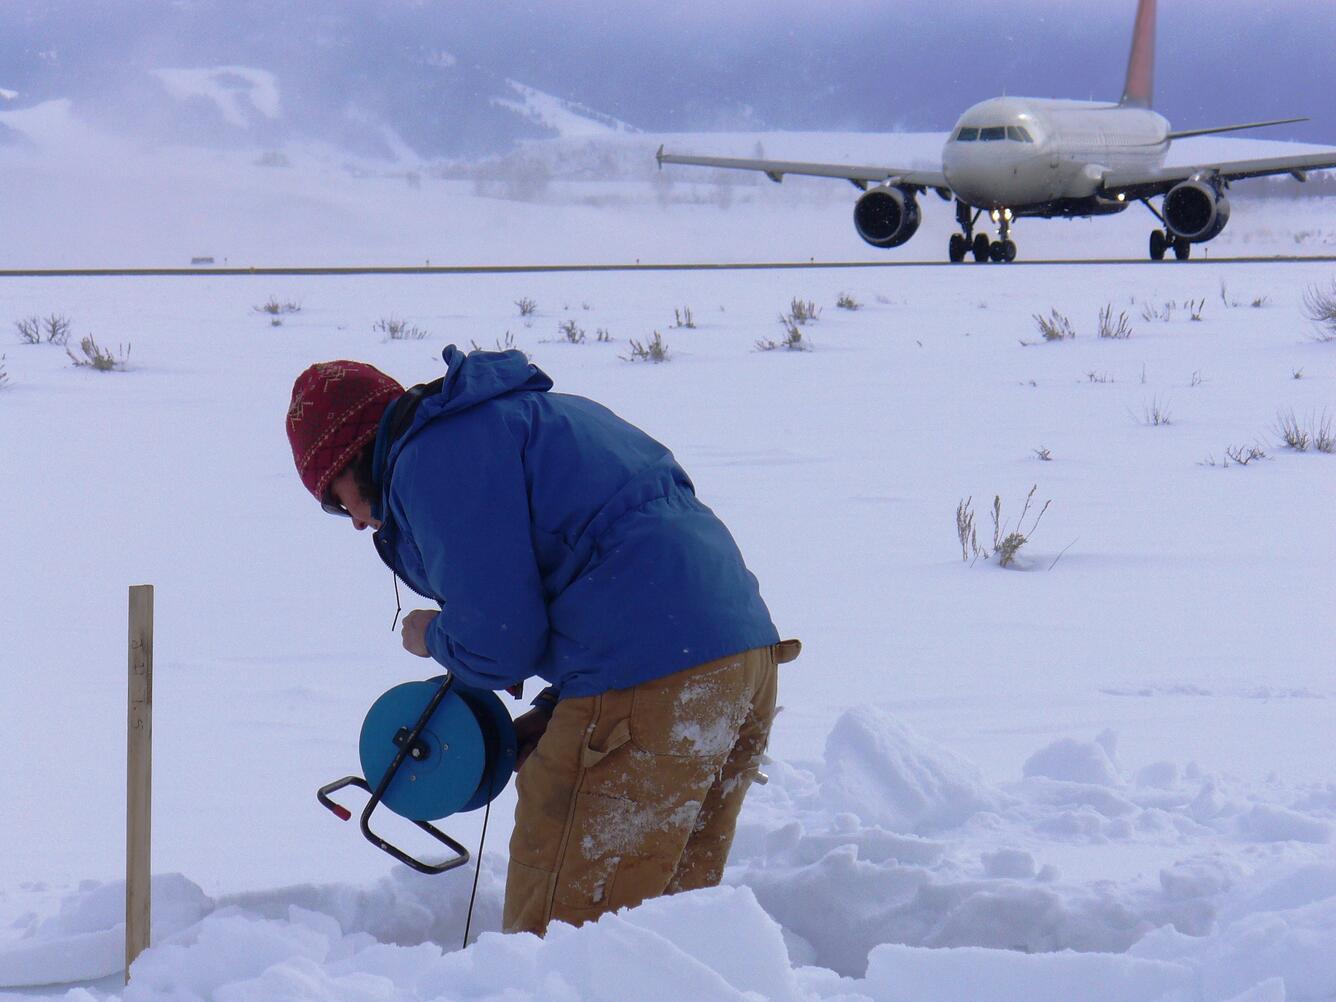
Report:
959,124,1033,143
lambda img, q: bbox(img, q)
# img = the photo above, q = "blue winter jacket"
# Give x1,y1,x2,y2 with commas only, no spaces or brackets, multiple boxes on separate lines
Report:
369,345,779,699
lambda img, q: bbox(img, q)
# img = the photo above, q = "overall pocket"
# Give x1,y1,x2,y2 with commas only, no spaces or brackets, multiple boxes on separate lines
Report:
629,657,750,758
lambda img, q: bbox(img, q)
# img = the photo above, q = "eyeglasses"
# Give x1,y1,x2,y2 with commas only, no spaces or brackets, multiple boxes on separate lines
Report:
321,487,351,518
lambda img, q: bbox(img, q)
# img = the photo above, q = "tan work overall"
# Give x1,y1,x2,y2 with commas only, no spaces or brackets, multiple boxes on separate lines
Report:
503,639,801,934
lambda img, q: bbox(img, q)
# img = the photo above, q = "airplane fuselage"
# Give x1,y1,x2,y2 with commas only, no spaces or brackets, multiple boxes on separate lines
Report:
942,97,1170,215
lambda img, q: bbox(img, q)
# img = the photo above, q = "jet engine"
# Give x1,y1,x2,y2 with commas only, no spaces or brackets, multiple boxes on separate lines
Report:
1163,176,1231,243
853,186,922,248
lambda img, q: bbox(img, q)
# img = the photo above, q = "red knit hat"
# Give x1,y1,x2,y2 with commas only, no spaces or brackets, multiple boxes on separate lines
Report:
286,361,404,501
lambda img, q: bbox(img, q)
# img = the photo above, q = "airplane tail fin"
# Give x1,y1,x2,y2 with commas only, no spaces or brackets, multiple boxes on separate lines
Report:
1119,0,1157,108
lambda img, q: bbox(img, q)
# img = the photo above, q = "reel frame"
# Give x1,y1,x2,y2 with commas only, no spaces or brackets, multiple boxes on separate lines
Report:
317,674,472,874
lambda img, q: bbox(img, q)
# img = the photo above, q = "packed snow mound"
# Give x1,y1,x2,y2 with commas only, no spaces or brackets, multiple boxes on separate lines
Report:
10,886,797,1002
0,875,208,987
863,942,1196,1002
1023,730,1122,787
819,706,1004,833
1131,865,1336,1001
1242,806,1333,845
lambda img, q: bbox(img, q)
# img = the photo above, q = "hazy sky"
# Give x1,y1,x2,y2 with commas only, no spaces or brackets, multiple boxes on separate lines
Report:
502,0,1336,140
3,0,1333,154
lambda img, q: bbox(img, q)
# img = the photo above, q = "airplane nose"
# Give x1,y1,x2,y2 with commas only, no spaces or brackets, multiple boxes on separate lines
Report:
944,146,1049,208
943,149,995,204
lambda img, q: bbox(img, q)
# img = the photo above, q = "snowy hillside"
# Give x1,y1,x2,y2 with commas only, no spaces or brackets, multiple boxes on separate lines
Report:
0,6,644,161
150,67,282,129
1,0,1334,151
1,132,1336,1000
491,80,639,138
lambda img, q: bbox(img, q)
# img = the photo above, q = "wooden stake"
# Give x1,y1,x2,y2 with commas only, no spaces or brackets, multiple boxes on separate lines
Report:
126,585,153,983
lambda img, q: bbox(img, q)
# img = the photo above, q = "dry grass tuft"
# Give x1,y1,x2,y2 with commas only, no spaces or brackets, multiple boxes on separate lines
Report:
1302,281,1336,341
1034,309,1075,341
1096,304,1132,339
255,296,301,316
956,486,1052,568
67,335,131,371
374,317,429,341
671,307,696,329
623,332,670,363
1274,410,1333,453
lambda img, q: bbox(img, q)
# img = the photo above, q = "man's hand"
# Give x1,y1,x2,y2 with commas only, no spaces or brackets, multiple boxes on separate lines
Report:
401,609,437,658
513,707,551,772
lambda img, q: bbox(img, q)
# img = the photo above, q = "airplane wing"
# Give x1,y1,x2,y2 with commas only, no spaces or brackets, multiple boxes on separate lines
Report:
1101,151,1336,201
656,146,951,194
1166,116,1307,141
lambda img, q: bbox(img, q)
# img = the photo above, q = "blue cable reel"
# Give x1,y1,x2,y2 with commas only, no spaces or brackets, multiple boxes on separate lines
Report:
318,674,518,874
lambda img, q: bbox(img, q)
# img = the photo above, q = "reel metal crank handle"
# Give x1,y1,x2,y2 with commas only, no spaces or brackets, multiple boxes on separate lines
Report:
317,775,471,875
318,774,364,821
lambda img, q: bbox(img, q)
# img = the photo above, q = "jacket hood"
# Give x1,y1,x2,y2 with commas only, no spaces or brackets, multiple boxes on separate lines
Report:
370,345,552,526
429,343,553,417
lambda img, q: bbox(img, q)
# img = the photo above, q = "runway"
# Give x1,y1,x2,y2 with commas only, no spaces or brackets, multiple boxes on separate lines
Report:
1,256,1335,278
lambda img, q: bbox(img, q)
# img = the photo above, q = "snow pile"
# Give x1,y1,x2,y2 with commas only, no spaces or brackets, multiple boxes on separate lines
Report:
863,943,1197,1002
1023,730,1122,787
733,713,1204,969
0,876,209,988
21,885,799,1002
5,709,1336,1001
819,706,1005,833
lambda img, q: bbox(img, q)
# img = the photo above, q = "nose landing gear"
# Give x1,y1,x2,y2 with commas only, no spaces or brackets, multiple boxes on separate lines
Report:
949,202,1017,263
988,209,1018,263
990,236,1018,263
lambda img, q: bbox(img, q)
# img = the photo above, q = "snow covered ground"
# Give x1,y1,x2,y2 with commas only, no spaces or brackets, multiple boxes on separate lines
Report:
1,123,1335,1000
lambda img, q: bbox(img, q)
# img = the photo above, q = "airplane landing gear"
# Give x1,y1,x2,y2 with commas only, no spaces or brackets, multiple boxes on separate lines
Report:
948,202,1016,263
949,201,984,263
987,210,1017,263
1149,229,1192,261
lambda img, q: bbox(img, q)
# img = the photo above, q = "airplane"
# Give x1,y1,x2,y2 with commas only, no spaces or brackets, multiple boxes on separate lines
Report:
656,0,1336,263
